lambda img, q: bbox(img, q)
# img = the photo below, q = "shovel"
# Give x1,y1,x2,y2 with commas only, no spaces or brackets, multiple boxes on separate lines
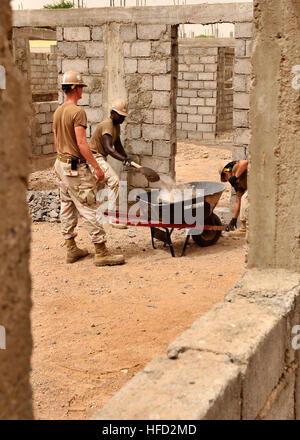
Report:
130,161,160,183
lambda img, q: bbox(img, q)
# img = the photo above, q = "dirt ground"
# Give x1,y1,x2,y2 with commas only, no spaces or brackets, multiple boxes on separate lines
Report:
29,139,245,420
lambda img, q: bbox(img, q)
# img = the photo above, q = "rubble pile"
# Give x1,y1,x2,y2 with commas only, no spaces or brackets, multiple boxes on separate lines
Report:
27,190,60,222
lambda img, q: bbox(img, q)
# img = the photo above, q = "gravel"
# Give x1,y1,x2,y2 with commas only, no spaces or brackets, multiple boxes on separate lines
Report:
27,190,60,223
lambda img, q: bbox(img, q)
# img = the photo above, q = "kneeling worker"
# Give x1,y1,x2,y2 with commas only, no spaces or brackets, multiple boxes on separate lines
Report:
219,159,248,232
53,71,125,266
89,98,132,226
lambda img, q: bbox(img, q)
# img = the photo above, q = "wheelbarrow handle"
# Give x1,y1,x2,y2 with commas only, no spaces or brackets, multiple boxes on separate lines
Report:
130,161,142,169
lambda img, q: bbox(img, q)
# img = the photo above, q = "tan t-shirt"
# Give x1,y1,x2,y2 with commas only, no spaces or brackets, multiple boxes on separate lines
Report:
53,102,87,159
89,117,120,157
232,162,247,197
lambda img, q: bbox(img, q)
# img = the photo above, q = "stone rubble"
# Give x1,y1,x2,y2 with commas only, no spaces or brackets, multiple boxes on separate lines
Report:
27,190,60,222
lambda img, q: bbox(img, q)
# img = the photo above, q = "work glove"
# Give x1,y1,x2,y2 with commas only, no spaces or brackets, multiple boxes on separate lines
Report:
123,157,133,167
228,175,238,187
226,217,237,231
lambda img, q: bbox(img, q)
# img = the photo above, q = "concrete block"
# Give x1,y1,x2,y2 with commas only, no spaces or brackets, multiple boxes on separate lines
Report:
203,80,217,90
43,144,54,155
124,58,137,74
200,56,217,64
198,90,213,98
137,24,166,40
189,64,205,73
153,141,175,158
129,139,152,156
202,132,215,140
188,131,203,141
56,27,63,41
177,113,188,122
91,26,103,41
234,128,251,145
189,81,204,89
50,102,59,112
246,40,253,57
141,156,170,173
183,72,198,81
89,58,104,75
85,108,103,124
128,124,141,139
178,80,189,88
142,124,170,141
153,75,171,91
198,72,215,81
235,58,252,75
131,41,151,57
205,63,218,73
190,98,205,106
197,123,214,132
234,92,250,110
138,59,167,75
90,93,102,108
233,110,249,128
120,25,137,42
181,106,197,115
35,113,46,124
38,103,51,113
139,75,152,91
46,133,54,144
83,42,104,58
177,97,189,106
188,114,203,124
182,122,196,131
206,98,217,106
177,114,187,122
41,123,52,135
232,146,247,160
234,74,247,92
62,59,88,74
235,22,253,39
178,63,189,72
152,41,171,56
151,91,170,108
57,42,77,58
197,107,214,115
79,93,89,106
203,115,216,123
64,27,90,41
36,135,46,146
154,109,171,125
235,39,246,57
182,89,197,98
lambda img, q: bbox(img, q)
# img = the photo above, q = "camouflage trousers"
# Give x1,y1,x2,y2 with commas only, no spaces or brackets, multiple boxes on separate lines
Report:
93,153,120,223
55,158,106,244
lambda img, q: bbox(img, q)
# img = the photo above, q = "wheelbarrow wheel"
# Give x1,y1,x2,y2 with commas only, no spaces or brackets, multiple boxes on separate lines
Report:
192,213,222,247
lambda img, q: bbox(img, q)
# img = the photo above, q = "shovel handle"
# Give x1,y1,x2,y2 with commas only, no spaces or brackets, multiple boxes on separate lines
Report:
130,161,142,169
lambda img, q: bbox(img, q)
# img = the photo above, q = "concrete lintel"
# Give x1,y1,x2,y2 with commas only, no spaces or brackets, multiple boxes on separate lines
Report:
13,3,253,28
179,37,235,48
13,26,56,40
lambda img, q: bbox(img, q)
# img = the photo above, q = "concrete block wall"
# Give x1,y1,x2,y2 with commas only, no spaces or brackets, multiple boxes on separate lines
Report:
233,22,252,160
93,270,300,420
217,47,234,132
31,101,58,156
30,50,58,93
177,41,219,142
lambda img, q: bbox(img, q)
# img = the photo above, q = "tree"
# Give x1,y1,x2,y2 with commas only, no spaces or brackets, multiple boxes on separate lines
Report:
43,0,74,8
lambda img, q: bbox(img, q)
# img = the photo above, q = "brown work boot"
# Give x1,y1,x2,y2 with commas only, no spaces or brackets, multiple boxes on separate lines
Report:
94,243,125,266
65,238,89,264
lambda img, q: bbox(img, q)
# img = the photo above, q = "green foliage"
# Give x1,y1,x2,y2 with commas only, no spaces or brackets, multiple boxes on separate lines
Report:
195,35,215,39
43,0,74,9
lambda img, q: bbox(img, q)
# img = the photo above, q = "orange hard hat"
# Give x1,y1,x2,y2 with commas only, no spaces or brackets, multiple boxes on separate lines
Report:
110,98,129,117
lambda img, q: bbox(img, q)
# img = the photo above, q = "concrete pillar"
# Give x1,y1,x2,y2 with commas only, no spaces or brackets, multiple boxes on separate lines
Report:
248,0,300,271
0,0,33,419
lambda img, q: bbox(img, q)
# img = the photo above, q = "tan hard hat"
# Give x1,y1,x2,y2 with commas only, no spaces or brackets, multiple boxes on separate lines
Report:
110,98,129,117
60,70,87,88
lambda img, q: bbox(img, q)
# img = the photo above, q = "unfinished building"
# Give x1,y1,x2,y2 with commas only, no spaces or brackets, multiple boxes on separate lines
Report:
1,1,299,420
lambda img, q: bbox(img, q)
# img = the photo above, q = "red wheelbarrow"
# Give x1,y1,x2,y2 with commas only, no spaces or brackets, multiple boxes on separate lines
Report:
104,181,227,257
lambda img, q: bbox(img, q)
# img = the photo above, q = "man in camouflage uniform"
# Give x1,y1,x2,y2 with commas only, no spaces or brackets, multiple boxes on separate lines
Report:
53,70,125,266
